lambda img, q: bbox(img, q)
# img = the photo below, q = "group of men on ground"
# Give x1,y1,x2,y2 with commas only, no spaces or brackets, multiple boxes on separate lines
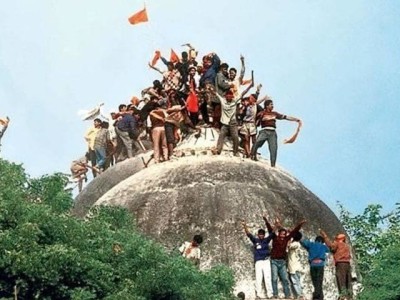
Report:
70,44,301,191
242,216,352,300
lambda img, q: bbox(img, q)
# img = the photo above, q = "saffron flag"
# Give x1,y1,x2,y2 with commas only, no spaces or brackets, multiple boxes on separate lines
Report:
186,91,199,113
170,49,179,63
128,8,148,25
283,120,302,144
151,50,161,66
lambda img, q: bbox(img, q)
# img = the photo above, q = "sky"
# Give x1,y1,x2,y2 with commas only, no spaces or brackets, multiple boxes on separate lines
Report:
1,0,399,215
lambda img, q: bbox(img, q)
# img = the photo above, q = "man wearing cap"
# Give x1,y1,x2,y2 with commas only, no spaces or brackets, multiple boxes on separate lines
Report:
320,230,353,299
250,99,301,167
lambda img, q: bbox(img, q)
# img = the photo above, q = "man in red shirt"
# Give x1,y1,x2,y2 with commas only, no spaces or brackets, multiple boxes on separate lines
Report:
250,100,301,167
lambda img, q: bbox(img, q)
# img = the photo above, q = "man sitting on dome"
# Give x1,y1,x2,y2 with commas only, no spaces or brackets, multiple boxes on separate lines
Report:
179,234,203,267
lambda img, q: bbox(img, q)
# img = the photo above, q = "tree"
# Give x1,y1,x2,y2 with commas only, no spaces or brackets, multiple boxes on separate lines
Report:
0,159,235,299
339,202,400,300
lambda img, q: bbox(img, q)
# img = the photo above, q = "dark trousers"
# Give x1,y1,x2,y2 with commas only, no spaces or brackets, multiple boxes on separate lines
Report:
336,262,352,297
310,266,324,300
88,149,97,177
217,123,239,154
251,129,278,166
200,101,209,124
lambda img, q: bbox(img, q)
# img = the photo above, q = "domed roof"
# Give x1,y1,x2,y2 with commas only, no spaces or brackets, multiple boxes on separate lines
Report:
73,128,352,299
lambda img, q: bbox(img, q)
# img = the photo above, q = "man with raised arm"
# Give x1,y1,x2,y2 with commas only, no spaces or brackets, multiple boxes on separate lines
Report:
242,218,274,299
264,217,307,299
210,81,253,156
320,229,352,300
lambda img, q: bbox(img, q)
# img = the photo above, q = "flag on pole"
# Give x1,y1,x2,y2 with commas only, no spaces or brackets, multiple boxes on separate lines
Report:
128,7,148,25
151,50,161,66
170,49,179,63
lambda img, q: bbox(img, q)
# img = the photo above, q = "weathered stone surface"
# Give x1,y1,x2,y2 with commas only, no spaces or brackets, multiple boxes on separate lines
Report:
74,128,354,299
72,151,153,217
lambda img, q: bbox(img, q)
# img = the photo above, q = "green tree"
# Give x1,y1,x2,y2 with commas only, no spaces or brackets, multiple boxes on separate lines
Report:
0,159,235,299
339,202,400,300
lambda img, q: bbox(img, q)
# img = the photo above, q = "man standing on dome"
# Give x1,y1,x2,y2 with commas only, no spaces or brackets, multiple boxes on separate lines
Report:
241,220,274,299
320,230,353,299
265,217,307,299
250,99,301,167
211,81,253,156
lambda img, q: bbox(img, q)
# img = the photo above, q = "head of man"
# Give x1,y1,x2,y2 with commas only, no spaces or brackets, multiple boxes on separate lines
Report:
167,62,174,71
219,63,229,76
335,233,346,243
264,99,274,111
224,90,235,102
278,228,287,239
257,229,266,240
249,94,258,105
153,80,163,90
293,231,303,242
315,236,324,243
118,104,127,112
93,118,102,128
127,104,135,113
229,67,237,80
101,121,109,129
181,51,188,62
188,66,196,77
202,55,212,68
197,65,204,75
192,234,203,247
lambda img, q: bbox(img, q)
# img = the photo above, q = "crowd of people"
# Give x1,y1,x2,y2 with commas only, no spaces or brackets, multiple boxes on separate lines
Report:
70,44,302,191
241,216,353,300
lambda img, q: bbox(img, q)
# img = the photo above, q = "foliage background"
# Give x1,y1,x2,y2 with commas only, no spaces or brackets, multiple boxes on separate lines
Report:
0,159,234,300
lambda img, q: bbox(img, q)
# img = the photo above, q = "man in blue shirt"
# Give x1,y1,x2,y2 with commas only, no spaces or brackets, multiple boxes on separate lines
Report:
115,106,138,162
242,221,273,299
301,236,330,300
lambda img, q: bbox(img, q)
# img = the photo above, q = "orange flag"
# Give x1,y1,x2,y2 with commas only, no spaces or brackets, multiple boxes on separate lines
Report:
128,7,148,25
283,120,302,144
170,49,179,63
151,50,161,66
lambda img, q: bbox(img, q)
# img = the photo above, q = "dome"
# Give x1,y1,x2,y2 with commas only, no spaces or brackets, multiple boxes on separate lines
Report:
73,128,353,299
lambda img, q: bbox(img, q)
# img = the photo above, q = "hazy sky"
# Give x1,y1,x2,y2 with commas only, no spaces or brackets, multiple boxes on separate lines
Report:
1,0,399,214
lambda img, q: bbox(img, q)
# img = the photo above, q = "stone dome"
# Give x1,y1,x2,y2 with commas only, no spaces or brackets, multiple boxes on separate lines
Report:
73,128,353,299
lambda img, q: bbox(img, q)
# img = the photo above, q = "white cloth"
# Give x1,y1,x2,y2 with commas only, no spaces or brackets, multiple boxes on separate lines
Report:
255,259,273,298
287,241,302,274
179,241,201,260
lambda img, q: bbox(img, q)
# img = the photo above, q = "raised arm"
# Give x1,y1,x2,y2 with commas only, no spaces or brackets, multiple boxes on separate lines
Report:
241,221,251,235
262,214,274,234
239,80,254,98
319,229,335,249
288,219,307,238
238,55,246,85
